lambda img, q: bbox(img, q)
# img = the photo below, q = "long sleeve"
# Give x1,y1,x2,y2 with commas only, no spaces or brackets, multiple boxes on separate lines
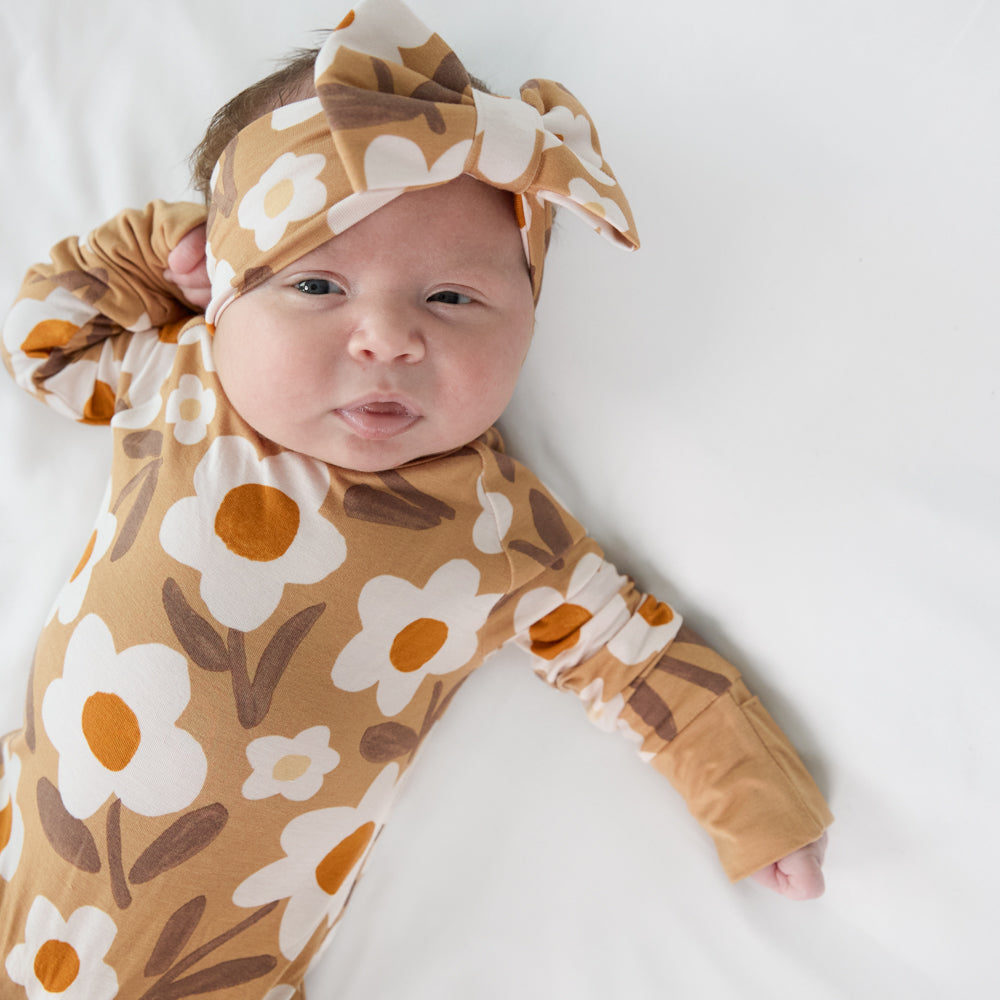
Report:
474,437,832,882
1,200,206,422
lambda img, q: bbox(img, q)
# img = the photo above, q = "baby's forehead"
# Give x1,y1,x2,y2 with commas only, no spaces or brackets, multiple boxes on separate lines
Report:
275,178,528,271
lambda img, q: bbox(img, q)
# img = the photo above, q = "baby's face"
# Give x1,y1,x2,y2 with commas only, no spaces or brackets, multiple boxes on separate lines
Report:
212,176,535,471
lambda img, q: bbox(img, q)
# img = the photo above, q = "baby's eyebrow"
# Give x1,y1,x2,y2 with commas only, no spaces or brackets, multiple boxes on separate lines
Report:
427,244,531,277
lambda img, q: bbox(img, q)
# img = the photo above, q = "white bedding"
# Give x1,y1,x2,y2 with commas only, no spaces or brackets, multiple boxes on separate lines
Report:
1,1,996,996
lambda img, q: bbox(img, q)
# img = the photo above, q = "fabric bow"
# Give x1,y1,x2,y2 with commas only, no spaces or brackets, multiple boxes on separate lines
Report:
206,0,639,321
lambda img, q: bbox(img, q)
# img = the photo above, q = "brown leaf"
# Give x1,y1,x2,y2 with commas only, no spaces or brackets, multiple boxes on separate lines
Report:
342,484,441,530
318,79,446,134
23,660,36,752
359,722,419,763
122,430,163,459
144,956,277,1000
145,896,206,978
627,682,678,742
421,49,471,100
494,450,516,482
507,490,575,571
652,652,732,695
240,265,274,296
426,677,464,730
377,470,456,521
162,579,231,673
138,903,279,1000
230,603,325,729
508,539,562,570
343,470,455,530
528,489,572,562
107,798,132,909
129,803,228,885
46,266,109,304
211,143,239,220
111,458,162,561
36,778,101,873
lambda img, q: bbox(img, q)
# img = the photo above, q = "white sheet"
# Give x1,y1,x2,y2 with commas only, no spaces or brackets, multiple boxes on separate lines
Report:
1,1,996,995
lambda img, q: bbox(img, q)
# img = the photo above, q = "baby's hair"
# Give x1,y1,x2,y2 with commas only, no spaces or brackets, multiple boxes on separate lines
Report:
190,44,322,203
190,37,495,204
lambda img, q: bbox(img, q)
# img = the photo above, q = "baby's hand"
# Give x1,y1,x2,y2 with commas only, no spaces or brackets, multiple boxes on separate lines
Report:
749,833,827,901
163,223,211,309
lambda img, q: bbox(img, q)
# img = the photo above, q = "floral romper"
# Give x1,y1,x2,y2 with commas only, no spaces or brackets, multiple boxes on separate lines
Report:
0,202,831,998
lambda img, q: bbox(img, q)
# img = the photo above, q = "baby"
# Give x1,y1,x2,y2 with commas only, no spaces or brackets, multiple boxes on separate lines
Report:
0,0,831,997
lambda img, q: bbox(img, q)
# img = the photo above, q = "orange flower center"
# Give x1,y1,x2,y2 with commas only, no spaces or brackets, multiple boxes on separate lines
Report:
215,484,300,562
528,603,592,660
315,822,375,896
389,618,448,673
33,939,81,992
82,691,141,772
0,799,12,853
69,532,98,583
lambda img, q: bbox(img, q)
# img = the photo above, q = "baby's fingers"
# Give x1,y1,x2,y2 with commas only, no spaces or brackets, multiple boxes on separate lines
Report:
164,225,211,308
749,833,828,901
166,224,208,276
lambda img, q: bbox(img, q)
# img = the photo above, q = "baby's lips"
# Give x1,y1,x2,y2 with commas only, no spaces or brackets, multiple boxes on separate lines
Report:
335,400,419,439
354,401,410,415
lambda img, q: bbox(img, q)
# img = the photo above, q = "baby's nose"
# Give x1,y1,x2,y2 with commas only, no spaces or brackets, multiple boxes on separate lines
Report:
346,303,426,363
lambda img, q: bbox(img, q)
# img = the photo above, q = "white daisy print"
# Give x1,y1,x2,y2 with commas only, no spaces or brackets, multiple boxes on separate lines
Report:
238,152,328,251
55,491,117,626
0,743,25,882
165,373,217,445
472,474,513,555
1,286,98,398
41,614,207,819
39,348,117,426
326,188,404,237
575,678,652,761
233,764,399,960
110,329,177,429
331,560,499,716
178,321,218,374
5,896,118,1000
472,89,543,185
512,552,630,683
541,105,616,186
606,595,681,666
314,2,432,76
160,436,345,632
205,252,238,325
270,97,322,131
362,135,471,190
548,178,631,244
243,726,340,802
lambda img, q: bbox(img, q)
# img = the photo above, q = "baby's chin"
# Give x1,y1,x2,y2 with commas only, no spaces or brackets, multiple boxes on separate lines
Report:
290,433,472,474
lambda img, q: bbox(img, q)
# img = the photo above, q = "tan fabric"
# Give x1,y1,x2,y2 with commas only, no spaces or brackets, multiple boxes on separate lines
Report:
0,202,830,997
205,0,639,319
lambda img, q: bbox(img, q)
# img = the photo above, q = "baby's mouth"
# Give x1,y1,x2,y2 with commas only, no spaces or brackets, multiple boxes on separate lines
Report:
335,400,420,439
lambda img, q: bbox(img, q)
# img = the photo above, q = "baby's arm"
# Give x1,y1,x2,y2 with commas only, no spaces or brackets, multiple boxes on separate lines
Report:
2,201,206,420
480,461,833,893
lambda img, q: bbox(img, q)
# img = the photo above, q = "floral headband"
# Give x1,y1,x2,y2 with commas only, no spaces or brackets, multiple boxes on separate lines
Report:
205,0,639,321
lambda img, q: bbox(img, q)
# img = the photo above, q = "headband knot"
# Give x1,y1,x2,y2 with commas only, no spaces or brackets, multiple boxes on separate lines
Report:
206,0,638,320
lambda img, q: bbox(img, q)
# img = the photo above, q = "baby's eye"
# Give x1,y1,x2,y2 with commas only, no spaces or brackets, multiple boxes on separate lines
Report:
427,290,472,305
294,278,343,295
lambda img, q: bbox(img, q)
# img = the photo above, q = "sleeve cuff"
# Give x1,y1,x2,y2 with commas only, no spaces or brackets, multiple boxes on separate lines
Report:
650,681,833,882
